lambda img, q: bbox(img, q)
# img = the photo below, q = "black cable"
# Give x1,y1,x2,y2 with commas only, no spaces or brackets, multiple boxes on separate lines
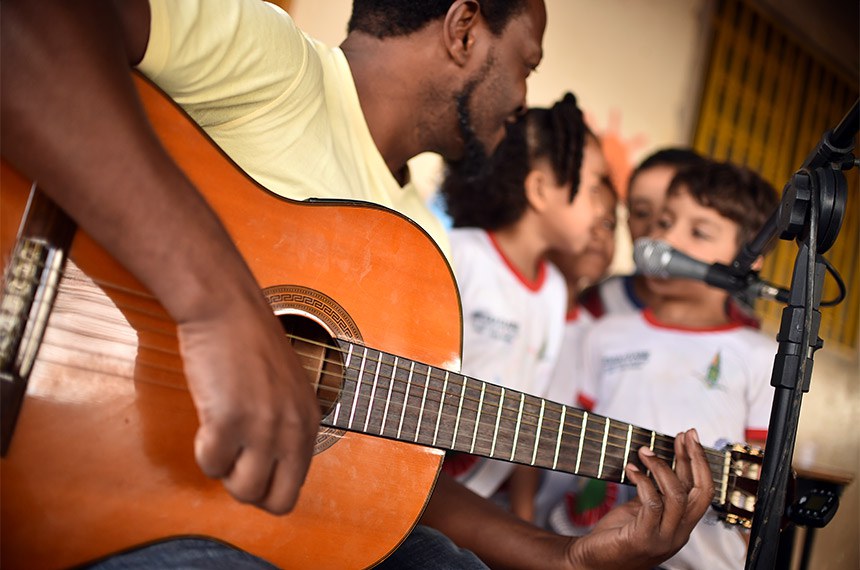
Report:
819,256,846,307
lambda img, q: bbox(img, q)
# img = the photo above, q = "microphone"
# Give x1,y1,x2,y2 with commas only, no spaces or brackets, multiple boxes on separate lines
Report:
633,238,789,302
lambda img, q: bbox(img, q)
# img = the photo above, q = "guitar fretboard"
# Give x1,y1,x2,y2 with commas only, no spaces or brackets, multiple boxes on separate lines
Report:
320,340,732,499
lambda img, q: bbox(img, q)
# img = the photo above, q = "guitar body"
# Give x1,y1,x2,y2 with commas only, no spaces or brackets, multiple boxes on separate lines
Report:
0,76,462,569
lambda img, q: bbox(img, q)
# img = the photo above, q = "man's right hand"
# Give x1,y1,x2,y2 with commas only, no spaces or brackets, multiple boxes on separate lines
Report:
178,289,321,515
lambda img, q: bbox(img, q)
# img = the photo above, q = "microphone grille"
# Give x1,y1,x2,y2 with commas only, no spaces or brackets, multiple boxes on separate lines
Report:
633,238,672,277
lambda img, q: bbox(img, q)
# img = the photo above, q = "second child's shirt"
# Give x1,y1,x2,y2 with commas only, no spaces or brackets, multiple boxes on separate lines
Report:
578,308,773,444
578,308,776,570
444,228,567,497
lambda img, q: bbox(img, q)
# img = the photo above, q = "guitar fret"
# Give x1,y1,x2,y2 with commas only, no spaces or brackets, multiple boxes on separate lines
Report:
531,399,545,466
574,410,587,474
647,430,656,477
432,370,449,446
414,366,431,443
363,350,383,432
470,383,486,454
490,387,505,458
510,393,525,462
555,406,568,471
347,346,368,429
597,417,610,479
379,356,398,435
397,361,415,440
332,344,355,425
452,376,466,448
621,424,633,483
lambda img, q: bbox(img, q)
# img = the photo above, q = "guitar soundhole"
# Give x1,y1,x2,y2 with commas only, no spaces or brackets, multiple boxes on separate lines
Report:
279,314,343,418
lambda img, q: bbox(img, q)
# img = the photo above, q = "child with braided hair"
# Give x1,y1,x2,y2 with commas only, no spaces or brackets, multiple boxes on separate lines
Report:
438,92,609,502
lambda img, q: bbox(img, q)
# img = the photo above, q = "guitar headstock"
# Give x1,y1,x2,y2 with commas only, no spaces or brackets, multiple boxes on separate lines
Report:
713,443,764,529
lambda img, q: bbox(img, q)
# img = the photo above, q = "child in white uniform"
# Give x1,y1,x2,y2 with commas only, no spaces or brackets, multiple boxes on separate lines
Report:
528,173,618,527
565,160,780,569
438,93,606,500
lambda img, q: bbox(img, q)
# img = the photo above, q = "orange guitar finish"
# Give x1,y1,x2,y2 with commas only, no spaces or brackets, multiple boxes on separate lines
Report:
0,76,462,569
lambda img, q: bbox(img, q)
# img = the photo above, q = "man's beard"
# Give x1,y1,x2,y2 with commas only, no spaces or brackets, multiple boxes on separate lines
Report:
444,82,495,183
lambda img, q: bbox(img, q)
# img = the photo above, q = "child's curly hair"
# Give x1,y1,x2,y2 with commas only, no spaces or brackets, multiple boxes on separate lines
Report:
441,92,588,230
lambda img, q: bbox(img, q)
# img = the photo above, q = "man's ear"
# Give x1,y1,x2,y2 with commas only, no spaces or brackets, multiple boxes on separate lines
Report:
444,0,481,66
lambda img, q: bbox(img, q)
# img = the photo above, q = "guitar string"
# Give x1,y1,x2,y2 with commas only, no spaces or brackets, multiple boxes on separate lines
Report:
31,302,735,467
31,317,706,462
12,268,753,458
19,276,742,468
31,333,734,476
288,335,735,465
34,313,728,466
25,355,734,489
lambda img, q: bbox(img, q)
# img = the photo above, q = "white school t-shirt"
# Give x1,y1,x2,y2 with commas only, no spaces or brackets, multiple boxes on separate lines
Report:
445,228,567,497
580,308,776,570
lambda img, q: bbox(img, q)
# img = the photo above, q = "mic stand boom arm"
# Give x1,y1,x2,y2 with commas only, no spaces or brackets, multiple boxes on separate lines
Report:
745,99,858,570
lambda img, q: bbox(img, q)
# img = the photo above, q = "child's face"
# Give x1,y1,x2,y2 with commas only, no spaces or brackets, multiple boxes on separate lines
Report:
550,183,617,289
575,184,617,284
645,186,739,298
543,137,609,256
627,164,677,242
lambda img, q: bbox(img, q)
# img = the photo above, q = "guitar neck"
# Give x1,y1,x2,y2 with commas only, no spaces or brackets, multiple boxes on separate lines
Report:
321,339,731,498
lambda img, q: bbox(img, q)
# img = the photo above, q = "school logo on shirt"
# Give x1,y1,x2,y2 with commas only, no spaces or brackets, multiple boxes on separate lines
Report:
702,351,723,389
469,310,518,343
601,351,649,373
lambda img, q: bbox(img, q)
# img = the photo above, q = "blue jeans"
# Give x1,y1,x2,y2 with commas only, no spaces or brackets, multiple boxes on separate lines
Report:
86,525,487,569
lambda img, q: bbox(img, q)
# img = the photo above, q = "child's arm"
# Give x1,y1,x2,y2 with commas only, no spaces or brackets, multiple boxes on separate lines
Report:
507,465,542,522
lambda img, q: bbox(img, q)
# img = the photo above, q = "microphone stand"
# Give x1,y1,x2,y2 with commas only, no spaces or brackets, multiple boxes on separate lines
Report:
744,99,858,570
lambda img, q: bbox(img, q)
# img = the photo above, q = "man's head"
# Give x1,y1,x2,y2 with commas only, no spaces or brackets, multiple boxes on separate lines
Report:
626,148,707,242
347,1,546,171
348,1,532,38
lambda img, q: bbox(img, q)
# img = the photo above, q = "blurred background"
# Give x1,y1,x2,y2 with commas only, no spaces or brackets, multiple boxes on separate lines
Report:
282,1,858,568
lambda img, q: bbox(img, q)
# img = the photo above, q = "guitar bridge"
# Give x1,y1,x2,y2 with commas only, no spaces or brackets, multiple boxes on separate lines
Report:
1,187,75,455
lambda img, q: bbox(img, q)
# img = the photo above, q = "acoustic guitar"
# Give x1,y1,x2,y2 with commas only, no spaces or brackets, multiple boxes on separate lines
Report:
0,75,763,569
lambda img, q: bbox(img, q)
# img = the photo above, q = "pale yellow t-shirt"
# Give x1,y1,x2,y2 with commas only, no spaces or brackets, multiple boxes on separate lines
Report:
138,0,450,256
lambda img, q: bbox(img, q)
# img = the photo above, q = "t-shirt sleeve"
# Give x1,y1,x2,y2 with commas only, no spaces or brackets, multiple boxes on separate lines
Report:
138,0,311,128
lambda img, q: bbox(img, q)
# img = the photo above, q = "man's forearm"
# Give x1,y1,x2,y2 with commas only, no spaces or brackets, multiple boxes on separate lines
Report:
1,0,258,321
422,473,574,569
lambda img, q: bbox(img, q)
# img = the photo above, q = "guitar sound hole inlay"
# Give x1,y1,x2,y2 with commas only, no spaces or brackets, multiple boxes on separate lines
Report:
265,285,360,455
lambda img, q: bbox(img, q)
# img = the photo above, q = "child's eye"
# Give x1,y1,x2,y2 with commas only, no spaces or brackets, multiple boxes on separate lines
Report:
655,217,672,230
692,228,713,240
